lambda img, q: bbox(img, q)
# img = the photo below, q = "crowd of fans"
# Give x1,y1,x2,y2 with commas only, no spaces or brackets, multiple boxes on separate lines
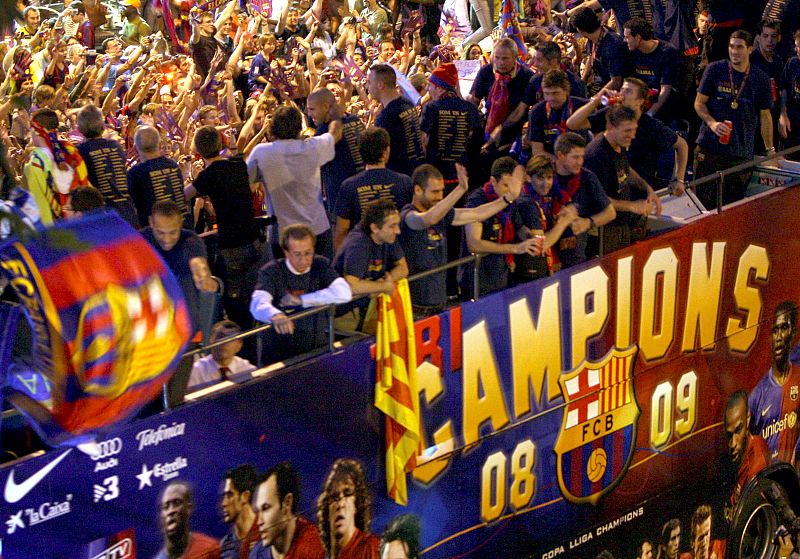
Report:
0,0,796,374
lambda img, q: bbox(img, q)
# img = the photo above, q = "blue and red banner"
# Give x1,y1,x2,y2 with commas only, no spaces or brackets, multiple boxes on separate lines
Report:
0,212,191,445
500,0,527,56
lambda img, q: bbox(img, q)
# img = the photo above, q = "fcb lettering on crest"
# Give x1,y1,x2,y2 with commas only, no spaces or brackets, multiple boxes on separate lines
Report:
554,346,639,504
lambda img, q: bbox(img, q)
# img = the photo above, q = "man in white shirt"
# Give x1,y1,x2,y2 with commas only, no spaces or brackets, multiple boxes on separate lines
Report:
189,320,255,389
246,106,343,259
251,224,351,363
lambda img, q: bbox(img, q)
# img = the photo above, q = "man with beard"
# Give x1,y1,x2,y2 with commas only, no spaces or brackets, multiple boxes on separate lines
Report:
249,462,324,559
155,481,220,559
400,162,526,317
317,459,379,559
220,465,259,559
749,301,800,466
723,391,770,509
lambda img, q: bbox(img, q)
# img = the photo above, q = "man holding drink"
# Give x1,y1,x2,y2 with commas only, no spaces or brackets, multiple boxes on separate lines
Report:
694,30,775,210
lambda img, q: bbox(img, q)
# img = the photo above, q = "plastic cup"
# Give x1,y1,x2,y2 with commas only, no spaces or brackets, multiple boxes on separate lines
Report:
719,120,733,145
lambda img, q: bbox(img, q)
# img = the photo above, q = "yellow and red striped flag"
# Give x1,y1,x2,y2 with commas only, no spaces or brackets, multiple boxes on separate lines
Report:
374,279,421,506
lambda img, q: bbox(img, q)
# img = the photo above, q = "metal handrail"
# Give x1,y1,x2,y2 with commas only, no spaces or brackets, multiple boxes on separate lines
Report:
184,144,800,371
687,144,800,213
163,252,485,408
185,253,482,358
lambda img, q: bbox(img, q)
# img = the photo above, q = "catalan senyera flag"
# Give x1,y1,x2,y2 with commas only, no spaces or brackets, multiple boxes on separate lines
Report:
0,211,192,445
374,279,421,506
500,0,528,56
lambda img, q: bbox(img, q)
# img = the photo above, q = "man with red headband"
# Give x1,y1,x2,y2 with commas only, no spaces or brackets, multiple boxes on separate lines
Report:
23,109,90,225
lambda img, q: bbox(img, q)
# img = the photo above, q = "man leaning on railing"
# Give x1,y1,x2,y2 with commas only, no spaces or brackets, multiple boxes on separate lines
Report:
250,224,351,364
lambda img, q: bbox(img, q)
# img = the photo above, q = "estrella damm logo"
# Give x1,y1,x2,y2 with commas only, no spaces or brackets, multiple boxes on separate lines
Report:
554,346,639,505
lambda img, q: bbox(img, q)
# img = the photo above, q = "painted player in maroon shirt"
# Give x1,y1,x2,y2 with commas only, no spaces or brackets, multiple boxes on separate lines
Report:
250,462,325,559
317,459,379,559
723,390,770,510
155,481,221,559
679,505,725,559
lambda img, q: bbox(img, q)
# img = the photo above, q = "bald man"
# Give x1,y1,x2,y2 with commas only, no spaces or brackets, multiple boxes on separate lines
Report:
307,88,367,216
128,125,189,228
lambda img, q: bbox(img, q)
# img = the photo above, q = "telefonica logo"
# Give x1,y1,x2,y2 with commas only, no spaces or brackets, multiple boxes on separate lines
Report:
135,423,186,450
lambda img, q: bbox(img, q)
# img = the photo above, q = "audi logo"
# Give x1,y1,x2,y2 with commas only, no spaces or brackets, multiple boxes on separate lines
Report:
91,438,123,460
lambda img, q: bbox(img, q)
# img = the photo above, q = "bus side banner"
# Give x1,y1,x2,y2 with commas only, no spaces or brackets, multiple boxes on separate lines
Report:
2,186,800,558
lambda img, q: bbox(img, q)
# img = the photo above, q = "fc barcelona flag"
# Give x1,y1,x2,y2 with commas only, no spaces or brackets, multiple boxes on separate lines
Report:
374,279,421,506
0,212,192,445
555,346,639,504
500,0,527,56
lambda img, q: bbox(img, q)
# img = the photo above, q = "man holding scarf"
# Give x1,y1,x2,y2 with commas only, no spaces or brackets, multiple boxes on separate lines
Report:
467,38,533,180
23,109,90,226
459,157,542,298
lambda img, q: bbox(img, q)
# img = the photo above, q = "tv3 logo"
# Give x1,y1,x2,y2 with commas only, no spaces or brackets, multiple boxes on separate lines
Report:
93,476,119,503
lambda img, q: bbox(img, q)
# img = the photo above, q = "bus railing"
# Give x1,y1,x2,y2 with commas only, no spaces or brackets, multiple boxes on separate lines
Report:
691,144,800,213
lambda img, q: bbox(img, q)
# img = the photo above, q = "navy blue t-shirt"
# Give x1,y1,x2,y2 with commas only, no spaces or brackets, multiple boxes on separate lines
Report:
459,187,513,296
375,96,425,176
584,134,640,226
316,114,366,213
553,169,611,268
78,137,138,227
751,49,784,83
591,28,631,86
141,227,207,331
528,97,589,154
626,113,678,188
335,168,413,225
333,229,405,281
697,60,773,158
127,156,187,228
470,63,534,146
523,69,587,106
598,0,646,29
255,255,339,352
400,203,455,307
419,96,484,181
781,56,800,122
629,40,679,90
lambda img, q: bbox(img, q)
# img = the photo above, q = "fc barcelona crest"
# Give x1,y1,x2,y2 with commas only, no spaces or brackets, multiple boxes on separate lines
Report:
554,346,640,504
